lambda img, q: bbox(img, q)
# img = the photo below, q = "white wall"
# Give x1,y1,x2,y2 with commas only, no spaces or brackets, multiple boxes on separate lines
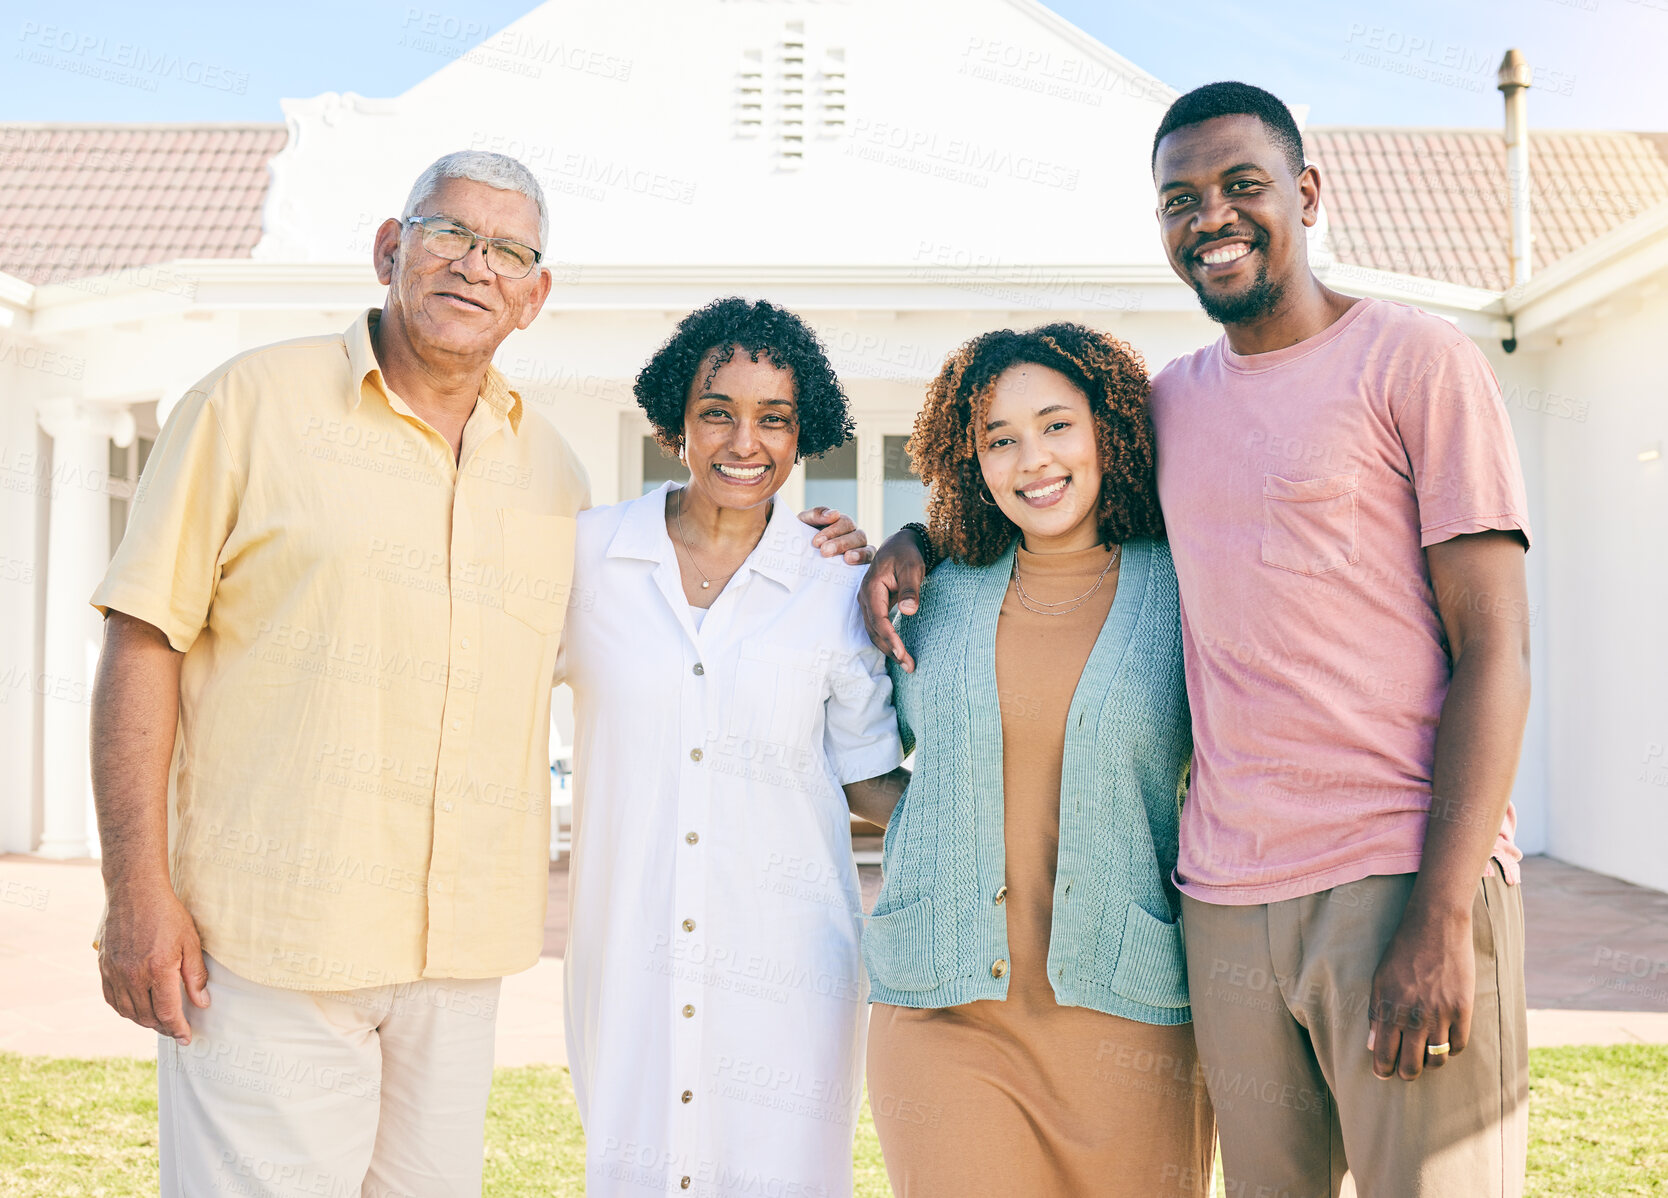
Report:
1529,281,1668,892
1483,344,1552,856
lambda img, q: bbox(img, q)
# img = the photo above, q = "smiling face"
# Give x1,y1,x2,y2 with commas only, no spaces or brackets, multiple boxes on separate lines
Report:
373,175,552,365
680,347,801,514
1154,114,1320,326
977,363,1104,552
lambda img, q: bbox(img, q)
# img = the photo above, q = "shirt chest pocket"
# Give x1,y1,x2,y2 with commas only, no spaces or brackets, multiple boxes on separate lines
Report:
1261,473,1359,576
498,509,577,635
728,645,831,764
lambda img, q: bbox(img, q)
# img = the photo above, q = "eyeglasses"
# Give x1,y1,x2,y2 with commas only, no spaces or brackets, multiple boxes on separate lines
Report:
402,215,543,280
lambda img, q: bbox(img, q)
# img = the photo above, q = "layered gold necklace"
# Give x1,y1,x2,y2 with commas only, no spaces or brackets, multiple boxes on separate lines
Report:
1010,544,1121,616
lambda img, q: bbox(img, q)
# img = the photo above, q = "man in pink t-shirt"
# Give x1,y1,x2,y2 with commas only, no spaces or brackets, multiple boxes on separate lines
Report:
1145,87,1531,1196
861,82,1533,1198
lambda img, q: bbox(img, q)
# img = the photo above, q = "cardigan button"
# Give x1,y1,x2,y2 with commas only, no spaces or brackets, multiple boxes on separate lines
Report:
994,885,1007,906
991,958,1008,979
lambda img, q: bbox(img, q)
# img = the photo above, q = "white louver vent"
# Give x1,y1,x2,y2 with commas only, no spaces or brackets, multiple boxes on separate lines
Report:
732,21,845,170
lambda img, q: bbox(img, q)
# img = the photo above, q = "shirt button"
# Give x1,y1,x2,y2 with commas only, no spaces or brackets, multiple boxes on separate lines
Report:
685,832,699,845
680,1090,693,1104
693,663,704,676
680,1179,691,1191
441,801,454,813
460,637,470,650
450,719,461,732
433,880,444,892
994,885,1007,906
991,958,1008,979
689,748,703,762
682,1004,695,1018
682,918,695,932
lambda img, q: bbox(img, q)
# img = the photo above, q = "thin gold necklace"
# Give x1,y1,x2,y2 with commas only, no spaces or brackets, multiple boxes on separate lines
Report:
672,488,766,591
1011,543,1121,616
673,491,715,589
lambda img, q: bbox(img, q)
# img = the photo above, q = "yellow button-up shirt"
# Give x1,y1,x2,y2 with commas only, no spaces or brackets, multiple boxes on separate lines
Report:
92,310,589,990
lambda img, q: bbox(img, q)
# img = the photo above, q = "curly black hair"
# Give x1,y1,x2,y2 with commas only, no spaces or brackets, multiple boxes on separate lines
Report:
908,322,1164,567
633,296,853,460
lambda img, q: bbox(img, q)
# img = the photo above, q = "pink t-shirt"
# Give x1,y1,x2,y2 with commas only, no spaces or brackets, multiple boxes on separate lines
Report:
1151,297,1531,904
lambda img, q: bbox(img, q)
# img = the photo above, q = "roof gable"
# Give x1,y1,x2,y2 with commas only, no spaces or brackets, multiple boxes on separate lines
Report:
257,0,1177,268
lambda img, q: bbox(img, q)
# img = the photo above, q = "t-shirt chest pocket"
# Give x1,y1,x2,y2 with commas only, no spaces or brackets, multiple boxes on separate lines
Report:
728,645,830,764
1261,473,1359,576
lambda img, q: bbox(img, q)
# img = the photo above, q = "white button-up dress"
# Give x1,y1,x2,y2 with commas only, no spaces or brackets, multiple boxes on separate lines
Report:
558,482,903,1198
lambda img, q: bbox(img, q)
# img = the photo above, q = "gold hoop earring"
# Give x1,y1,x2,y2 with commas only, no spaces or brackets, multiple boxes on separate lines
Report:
978,486,998,506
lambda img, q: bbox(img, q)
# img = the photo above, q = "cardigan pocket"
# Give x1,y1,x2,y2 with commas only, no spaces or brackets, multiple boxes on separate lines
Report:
862,896,940,993
1107,901,1190,1009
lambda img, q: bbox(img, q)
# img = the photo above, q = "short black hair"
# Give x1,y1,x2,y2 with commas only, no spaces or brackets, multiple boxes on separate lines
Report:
633,296,853,460
1151,81,1305,177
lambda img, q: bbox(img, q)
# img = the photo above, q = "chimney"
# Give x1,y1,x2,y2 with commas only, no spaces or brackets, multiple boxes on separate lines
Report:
1498,49,1533,290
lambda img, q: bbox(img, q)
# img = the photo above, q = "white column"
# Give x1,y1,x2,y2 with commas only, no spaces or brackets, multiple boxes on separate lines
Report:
35,399,135,859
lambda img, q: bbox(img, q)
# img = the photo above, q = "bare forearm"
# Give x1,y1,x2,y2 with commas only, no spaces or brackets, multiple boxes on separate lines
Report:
91,613,184,895
1410,641,1530,918
843,767,910,829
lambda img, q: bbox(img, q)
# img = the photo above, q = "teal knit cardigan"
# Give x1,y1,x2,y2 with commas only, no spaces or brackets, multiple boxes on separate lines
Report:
863,536,1195,1024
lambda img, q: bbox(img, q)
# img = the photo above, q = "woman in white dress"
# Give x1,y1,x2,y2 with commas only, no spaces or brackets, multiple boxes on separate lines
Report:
558,297,909,1198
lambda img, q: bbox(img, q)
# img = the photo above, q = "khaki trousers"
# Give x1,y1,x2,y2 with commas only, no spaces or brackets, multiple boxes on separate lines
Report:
158,954,501,1198
1182,867,1528,1198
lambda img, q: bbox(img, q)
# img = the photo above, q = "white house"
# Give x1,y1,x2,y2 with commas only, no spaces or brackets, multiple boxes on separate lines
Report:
1,0,1665,893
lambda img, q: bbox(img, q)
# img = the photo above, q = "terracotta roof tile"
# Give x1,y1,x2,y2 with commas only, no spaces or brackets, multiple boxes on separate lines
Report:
1310,127,1668,290
0,123,286,284
2,121,1665,294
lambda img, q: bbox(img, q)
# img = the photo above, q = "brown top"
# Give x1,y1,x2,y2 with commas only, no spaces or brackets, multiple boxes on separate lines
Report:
995,540,1120,1004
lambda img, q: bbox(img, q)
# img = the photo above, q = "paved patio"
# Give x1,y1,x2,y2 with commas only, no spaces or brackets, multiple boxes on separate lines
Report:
3,853,1665,1063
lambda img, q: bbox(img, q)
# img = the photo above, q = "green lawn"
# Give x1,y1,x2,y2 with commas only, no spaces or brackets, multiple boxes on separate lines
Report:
3,1047,1664,1196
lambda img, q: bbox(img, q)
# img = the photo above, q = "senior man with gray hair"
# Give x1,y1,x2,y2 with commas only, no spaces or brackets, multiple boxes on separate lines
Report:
87,150,869,1197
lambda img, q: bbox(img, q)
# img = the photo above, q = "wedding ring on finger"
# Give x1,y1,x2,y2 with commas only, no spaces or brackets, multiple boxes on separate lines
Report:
1426,1042,1451,1057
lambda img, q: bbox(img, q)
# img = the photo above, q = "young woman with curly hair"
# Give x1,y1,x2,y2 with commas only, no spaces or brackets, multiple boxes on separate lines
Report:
557,296,910,1198
860,323,1215,1195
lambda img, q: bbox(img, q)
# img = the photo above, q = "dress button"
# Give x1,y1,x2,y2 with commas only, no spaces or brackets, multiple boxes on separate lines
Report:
682,918,695,932
994,885,1007,906
685,831,699,845
991,958,1008,979
689,748,703,762
681,1089,693,1104
693,663,704,676
682,1004,695,1018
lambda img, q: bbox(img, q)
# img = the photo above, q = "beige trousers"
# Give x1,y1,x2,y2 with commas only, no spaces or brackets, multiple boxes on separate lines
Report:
158,954,501,1198
1182,867,1528,1198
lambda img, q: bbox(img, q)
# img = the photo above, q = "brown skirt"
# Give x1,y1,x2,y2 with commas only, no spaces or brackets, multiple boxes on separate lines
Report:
867,997,1215,1197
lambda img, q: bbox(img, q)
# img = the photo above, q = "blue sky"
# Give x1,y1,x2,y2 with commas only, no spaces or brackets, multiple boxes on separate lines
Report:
4,0,1663,129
